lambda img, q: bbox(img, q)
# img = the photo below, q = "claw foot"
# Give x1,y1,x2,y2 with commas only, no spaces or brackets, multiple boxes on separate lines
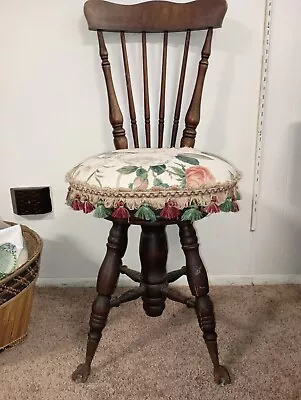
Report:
71,363,91,383
214,365,231,386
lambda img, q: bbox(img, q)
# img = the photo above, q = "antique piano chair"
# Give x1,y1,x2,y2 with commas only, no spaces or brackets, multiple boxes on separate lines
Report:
66,0,241,385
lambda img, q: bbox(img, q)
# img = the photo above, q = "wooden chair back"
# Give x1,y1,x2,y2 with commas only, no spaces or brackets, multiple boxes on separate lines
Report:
84,0,227,149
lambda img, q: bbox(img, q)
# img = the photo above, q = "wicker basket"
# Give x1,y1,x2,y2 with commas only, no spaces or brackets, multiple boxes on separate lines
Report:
0,222,42,351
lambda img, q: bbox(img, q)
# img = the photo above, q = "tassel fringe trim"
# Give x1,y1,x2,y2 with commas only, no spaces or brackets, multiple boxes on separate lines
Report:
66,187,241,222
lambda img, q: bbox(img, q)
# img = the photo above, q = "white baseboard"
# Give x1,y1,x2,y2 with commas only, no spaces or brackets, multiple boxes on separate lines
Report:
37,274,301,287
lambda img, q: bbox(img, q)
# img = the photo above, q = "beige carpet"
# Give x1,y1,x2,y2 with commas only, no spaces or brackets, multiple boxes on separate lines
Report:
1,285,301,400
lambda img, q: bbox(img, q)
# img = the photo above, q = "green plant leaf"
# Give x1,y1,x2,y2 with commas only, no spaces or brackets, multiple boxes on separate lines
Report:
117,166,138,174
128,183,134,190
180,178,186,188
150,164,166,175
169,166,186,178
136,167,148,179
153,177,169,188
176,155,199,165
153,177,163,186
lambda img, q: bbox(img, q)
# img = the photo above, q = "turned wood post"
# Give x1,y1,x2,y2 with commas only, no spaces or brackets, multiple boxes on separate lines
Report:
181,28,213,148
97,31,128,150
139,225,168,317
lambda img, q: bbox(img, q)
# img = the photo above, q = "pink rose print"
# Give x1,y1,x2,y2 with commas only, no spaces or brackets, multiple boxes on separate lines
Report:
133,176,149,190
185,166,215,188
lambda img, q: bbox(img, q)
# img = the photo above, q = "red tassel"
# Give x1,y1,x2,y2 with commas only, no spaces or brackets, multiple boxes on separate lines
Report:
71,196,83,211
112,201,130,219
232,200,239,213
82,200,95,214
204,196,220,214
160,200,180,219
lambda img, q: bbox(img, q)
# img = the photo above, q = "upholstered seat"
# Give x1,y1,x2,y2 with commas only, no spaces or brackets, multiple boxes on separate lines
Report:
66,147,240,222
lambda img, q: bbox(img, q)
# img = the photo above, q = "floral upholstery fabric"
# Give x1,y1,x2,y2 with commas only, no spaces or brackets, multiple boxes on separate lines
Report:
66,147,241,222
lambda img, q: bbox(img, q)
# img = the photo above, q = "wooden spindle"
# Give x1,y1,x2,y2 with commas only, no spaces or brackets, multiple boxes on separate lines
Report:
97,31,127,150
181,28,213,148
171,30,191,147
142,32,151,147
158,31,168,148
120,32,139,148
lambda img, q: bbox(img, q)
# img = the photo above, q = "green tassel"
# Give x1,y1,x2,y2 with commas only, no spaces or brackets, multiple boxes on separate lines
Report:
181,206,205,222
94,203,111,219
220,197,233,212
134,205,156,222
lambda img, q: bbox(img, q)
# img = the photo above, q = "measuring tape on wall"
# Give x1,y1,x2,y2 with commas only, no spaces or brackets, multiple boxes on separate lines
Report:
250,0,273,232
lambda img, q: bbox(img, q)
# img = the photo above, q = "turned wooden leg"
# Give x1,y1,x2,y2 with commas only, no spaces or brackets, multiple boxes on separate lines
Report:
178,221,230,386
140,225,168,317
72,221,129,383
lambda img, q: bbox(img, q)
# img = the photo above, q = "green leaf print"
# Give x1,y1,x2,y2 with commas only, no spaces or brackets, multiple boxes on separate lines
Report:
169,166,186,178
136,167,148,179
117,166,138,174
180,178,186,188
153,177,169,188
150,165,166,175
175,155,199,165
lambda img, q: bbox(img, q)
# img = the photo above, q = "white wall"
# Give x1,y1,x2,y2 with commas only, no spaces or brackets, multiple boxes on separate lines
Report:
1,0,300,285
253,0,301,279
